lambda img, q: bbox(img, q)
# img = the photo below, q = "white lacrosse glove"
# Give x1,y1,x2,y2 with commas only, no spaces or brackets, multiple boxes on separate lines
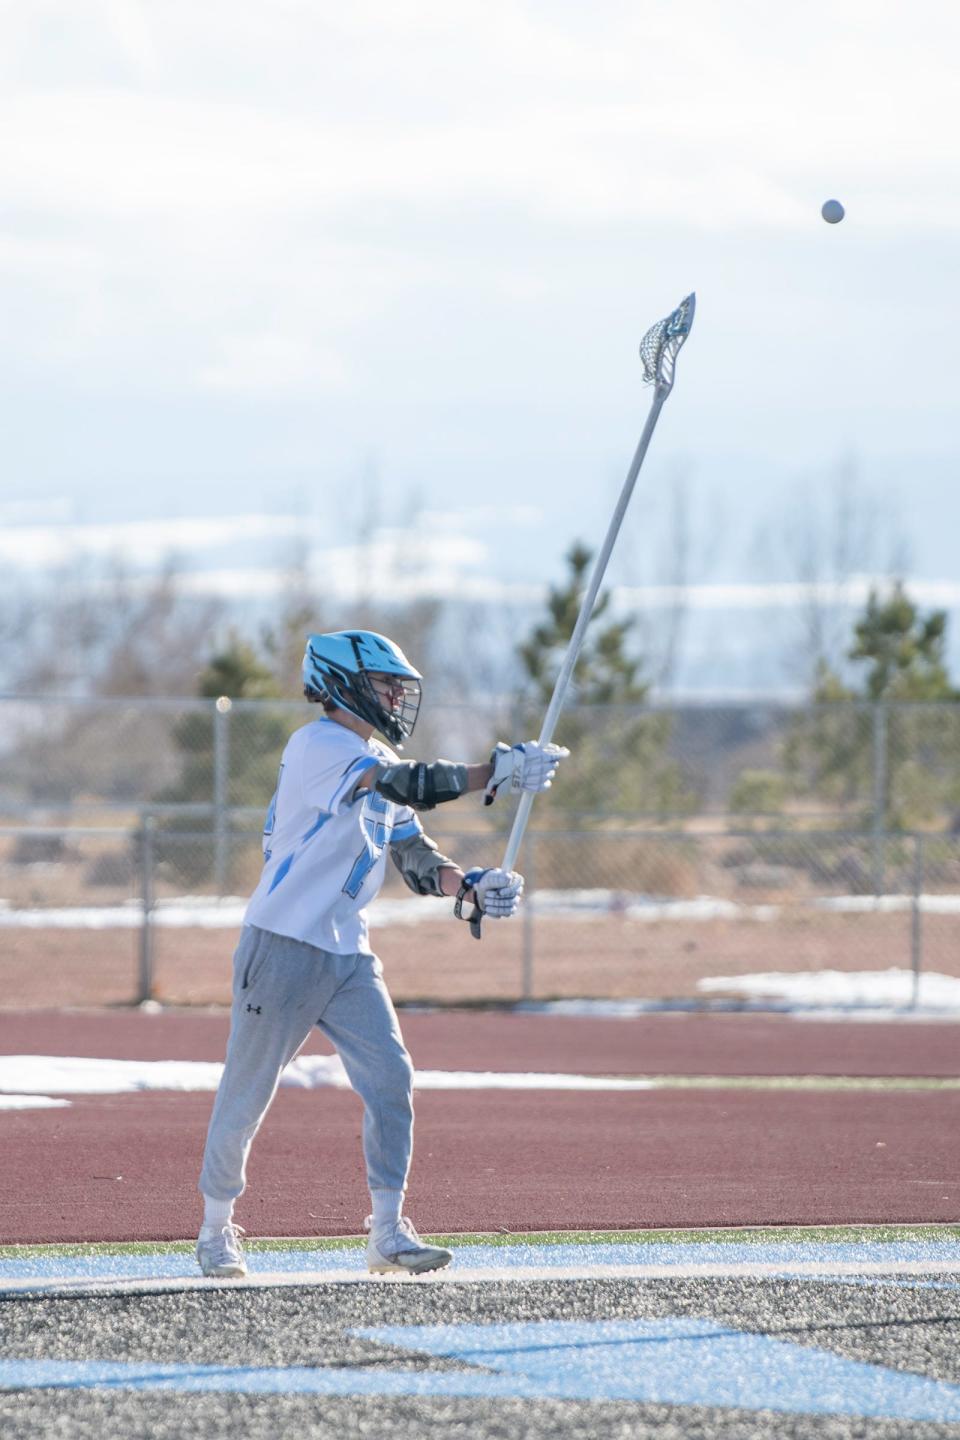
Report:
456,866,525,923
483,741,570,806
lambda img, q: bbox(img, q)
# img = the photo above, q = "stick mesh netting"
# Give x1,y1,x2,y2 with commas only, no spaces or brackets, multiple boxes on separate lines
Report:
640,293,695,390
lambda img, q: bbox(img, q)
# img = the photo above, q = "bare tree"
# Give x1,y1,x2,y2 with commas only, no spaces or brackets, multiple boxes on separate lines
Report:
616,462,706,693
259,538,327,692
781,456,908,687
1,557,222,697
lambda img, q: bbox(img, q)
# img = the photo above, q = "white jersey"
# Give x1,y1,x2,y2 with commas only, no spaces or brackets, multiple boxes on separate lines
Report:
243,717,422,955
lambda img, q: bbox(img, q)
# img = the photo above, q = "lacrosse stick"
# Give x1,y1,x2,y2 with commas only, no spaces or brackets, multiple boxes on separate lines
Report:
500,293,696,877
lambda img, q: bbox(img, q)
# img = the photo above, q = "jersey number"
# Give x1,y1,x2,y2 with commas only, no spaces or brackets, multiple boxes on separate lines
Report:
342,791,391,899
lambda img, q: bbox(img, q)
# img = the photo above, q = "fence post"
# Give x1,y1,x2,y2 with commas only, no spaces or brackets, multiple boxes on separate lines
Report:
213,697,231,897
521,831,536,1002
910,832,924,1010
137,812,156,1005
871,702,888,896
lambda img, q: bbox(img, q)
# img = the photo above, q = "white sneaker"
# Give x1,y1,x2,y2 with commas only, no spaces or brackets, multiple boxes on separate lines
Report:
365,1215,453,1275
196,1223,247,1278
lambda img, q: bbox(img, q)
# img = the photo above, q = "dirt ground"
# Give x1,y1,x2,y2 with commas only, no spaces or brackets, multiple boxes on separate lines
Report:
3,910,958,1008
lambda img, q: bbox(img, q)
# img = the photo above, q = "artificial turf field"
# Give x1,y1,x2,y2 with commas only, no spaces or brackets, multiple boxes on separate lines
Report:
3,1227,960,1436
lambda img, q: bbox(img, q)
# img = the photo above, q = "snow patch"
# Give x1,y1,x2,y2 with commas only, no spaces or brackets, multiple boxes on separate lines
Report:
0,891,958,929
530,890,777,922
697,968,960,1010
815,895,960,915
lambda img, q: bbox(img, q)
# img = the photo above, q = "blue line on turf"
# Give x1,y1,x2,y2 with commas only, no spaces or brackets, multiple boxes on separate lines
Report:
352,1319,960,1420
5,1321,960,1421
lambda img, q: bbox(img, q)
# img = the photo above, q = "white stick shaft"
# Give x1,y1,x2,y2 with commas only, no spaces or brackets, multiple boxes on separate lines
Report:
501,389,667,873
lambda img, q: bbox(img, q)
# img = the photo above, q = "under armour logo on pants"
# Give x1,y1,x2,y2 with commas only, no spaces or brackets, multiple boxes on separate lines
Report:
246,1004,262,1014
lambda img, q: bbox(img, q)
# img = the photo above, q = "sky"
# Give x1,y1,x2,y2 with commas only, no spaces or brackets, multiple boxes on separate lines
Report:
1,0,958,691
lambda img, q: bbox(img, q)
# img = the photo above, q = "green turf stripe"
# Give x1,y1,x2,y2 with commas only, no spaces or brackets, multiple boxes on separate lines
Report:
422,1224,960,1249
3,1223,959,1261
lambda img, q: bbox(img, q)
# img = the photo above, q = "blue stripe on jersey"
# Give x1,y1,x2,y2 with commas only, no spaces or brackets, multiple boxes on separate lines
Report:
333,756,378,809
267,852,295,894
266,813,332,894
302,813,331,843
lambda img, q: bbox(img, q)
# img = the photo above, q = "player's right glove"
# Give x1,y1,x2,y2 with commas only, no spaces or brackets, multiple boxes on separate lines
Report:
483,741,570,806
455,867,525,931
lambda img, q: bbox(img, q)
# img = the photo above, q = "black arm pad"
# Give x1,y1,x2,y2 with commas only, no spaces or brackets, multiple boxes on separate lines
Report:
374,760,468,812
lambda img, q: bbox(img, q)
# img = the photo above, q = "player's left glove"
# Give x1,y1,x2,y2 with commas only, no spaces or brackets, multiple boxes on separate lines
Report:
483,741,570,806
455,867,524,932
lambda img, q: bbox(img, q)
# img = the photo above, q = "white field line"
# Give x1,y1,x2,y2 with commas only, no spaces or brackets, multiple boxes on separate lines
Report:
5,1256,960,1298
0,1054,662,1096
6,1056,960,1104
4,1054,960,1104
0,1095,70,1109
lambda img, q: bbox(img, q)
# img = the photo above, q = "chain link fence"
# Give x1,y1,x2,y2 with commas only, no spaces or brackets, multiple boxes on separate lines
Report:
2,696,959,1009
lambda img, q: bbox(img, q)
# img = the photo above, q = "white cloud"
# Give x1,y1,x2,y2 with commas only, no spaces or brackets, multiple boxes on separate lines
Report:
198,333,351,394
0,514,306,568
0,0,958,524
614,577,960,612
101,567,960,616
174,564,544,606
2,3,958,229
9,512,952,619
2,83,957,234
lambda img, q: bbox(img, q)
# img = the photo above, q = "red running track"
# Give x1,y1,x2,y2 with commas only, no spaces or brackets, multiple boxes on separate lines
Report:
1,1009,959,1243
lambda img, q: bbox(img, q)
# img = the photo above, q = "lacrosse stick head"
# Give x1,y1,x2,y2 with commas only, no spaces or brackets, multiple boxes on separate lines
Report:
639,292,695,397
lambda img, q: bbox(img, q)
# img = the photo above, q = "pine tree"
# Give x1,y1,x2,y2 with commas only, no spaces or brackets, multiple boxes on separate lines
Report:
156,637,300,884
516,544,689,822
848,584,956,702
518,543,648,707
787,584,960,829
196,639,281,702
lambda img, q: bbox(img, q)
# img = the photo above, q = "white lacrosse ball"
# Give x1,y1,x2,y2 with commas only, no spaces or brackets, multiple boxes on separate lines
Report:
821,199,845,224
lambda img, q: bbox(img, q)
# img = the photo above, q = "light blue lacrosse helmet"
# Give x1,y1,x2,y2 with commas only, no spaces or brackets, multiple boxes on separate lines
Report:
302,630,422,745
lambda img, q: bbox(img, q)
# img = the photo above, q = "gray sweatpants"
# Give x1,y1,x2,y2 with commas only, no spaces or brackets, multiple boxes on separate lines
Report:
198,925,414,1202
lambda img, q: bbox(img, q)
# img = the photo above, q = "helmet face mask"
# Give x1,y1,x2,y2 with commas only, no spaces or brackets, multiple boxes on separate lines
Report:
353,669,421,746
302,631,422,746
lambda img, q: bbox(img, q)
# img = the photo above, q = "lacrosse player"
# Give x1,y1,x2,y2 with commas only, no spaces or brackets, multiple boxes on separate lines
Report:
196,629,567,1278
